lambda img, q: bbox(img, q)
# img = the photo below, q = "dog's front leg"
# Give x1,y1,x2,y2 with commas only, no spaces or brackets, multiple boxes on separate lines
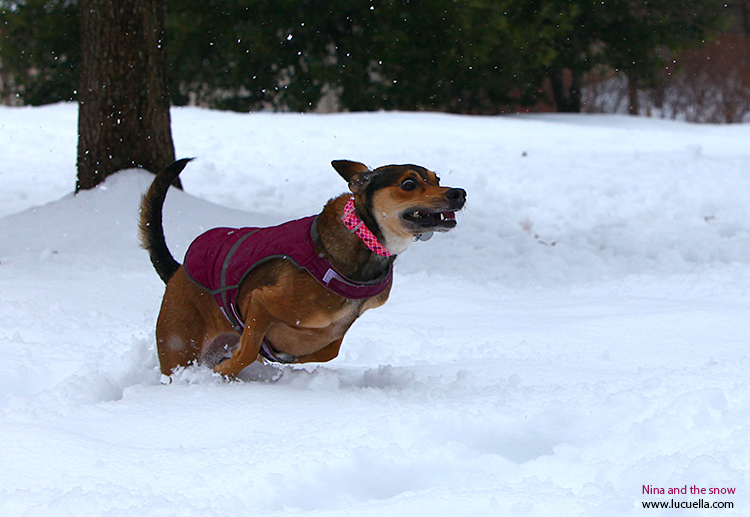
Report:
213,306,273,378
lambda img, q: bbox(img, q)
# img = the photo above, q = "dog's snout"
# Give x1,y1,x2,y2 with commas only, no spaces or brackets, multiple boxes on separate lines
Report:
446,188,466,205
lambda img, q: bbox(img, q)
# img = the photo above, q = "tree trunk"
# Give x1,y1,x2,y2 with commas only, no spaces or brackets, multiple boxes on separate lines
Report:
548,67,582,112
740,0,750,35
627,74,640,115
76,0,177,192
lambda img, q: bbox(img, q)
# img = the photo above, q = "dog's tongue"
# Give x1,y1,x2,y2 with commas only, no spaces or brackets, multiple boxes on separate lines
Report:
443,211,456,220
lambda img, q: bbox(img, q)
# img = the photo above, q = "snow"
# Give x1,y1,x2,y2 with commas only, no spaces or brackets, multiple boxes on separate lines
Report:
1,103,749,516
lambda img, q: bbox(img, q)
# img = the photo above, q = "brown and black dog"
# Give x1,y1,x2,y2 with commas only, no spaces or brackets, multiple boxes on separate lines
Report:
139,159,466,377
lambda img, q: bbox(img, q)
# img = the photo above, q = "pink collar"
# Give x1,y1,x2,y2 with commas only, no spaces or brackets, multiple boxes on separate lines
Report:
342,197,393,257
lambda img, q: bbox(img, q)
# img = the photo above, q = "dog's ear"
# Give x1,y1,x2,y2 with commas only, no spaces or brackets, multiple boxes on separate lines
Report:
332,160,373,194
332,160,369,179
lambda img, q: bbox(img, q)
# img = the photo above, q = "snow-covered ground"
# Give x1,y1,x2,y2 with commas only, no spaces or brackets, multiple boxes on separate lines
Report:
1,103,748,516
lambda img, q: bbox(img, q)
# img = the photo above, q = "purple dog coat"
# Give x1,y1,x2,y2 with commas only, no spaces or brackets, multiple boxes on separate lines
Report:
183,216,393,333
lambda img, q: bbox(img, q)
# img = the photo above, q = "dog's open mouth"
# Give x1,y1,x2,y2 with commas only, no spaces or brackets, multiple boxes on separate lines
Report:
402,208,458,231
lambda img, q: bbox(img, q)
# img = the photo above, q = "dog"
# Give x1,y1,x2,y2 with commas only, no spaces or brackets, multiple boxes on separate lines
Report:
139,158,466,377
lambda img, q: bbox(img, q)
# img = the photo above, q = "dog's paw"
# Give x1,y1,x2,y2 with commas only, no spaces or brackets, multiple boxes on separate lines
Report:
201,332,240,368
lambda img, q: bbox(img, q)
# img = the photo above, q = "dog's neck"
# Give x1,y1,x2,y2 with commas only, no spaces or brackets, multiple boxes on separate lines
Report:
315,194,397,282
347,195,414,256
342,197,392,257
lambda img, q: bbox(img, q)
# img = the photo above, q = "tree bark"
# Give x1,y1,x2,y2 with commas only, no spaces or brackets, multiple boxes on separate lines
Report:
740,0,750,35
77,0,176,191
627,74,640,115
548,67,582,112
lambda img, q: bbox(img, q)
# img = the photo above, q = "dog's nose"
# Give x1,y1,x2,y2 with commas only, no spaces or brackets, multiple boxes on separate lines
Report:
446,188,466,205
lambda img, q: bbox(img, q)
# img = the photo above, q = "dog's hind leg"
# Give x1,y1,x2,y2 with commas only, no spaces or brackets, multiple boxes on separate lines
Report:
155,268,231,375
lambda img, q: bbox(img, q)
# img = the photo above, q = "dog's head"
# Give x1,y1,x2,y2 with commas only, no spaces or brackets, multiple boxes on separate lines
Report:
332,160,466,254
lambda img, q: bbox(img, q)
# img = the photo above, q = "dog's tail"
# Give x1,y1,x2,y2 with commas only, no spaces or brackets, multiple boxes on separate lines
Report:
139,158,194,284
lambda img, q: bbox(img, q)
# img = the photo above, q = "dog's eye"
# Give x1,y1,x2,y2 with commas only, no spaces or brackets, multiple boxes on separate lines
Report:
401,179,418,191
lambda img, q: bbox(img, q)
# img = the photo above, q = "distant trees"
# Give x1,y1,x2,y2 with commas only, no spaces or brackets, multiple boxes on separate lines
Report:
0,0,79,104
666,34,750,122
0,0,736,116
163,0,534,113
507,0,730,113
584,33,750,122
596,0,729,115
